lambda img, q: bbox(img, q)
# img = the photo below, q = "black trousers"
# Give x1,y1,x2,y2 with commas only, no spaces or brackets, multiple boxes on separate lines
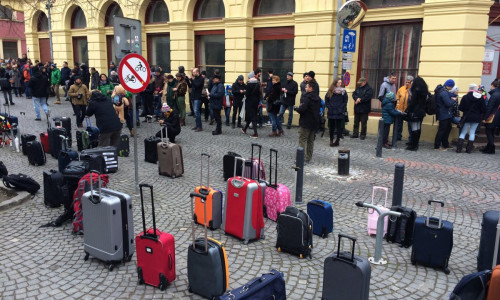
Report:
232,102,242,125
74,105,87,127
201,97,210,120
353,112,368,136
213,108,222,132
383,123,392,144
486,126,496,147
434,118,452,148
328,118,343,140
244,112,258,135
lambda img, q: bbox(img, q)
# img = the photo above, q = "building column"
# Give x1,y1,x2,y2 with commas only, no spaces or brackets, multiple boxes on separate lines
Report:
51,30,72,65
86,28,108,73
169,22,194,72
224,18,253,84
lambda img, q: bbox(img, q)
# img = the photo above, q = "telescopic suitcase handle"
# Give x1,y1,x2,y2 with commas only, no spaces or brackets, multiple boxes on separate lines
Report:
426,199,444,229
269,148,278,188
336,234,356,264
139,183,158,240
88,170,102,204
190,192,208,253
200,153,210,192
250,143,262,181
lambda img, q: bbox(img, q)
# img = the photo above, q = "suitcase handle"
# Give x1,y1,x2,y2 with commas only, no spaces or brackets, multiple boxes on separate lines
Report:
250,143,262,181
309,200,325,208
233,156,247,182
337,234,356,263
139,183,158,240
59,135,69,151
159,122,169,147
268,148,278,188
369,186,389,214
200,153,210,189
425,198,443,229
190,192,208,253
88,170,102,204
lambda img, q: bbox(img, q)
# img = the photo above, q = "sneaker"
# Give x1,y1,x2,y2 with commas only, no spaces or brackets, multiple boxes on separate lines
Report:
350,134,359,138
383,143,392,149
250,134,258,138
212,131,221,135
35,117,41,121
54,101,61,105
194,128,203,132
241,128,247,134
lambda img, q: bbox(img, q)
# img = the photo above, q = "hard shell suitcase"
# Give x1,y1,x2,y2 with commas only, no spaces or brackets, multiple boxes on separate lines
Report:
276,206,313,259
82,171,135,270
367,186,389,236
40,132,50,153
223,157,265,244
43,169,64,208
21,134,36,155
80,153,106,174
194,153,223,230
307,199,334,238
223,151,242,181
144,116,160,164
243,158,266,181
449,270,491,300
157,124,184,178
411,200,453,274
264,148,291,221
58,135,79,172
219,269,286,300
477,211,500,271
136,184,176,290
486,219,500,300
322,234,371,300
72,173,109,235
117,134,129,157
48,127,67,158
54,116,72,146
386,206,417,248
188,192,229,299
26,141,46,166
81,146,118,173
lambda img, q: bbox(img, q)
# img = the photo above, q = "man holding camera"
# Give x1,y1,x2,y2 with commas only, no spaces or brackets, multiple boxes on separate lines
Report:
68,76,90,128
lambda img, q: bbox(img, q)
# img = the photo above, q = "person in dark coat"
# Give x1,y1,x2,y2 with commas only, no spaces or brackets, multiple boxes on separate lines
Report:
80,63,91,88
0,68,13,105
209,75,225,135
456,84,486,153
434,79,456,149
481,79,500,154
27,66,49,120
90,67,100,90
231,75,246,128
325,78,348,147
296,82,321,163
188,68,205,131
351,77,373,139
266,75,283,137
242,71,261,138
140,76,155,119
85,91,122,147
60,61,71,97
405,76,429,151
156,103,181,143
279,72,298,129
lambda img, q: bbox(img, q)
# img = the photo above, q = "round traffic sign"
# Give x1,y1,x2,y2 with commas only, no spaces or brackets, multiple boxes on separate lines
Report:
118,53,151,93
343,72,351,87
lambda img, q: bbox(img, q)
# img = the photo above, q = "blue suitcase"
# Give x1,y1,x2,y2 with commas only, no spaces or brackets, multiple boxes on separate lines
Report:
307,199,333,238
411,200,453,274
477,210,500,271
219,269,286,300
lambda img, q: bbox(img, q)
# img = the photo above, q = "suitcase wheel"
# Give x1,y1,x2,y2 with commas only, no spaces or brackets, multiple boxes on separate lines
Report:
299,254,303,259
443,268,450,275
84,252,89,261
109,264,114,271
209,220,215,231
277,247,281,252
188,286,193,293
137,267,144,285
159,273,168,291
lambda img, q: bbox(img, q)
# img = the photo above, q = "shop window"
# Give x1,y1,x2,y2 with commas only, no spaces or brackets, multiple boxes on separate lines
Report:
358,22,422,111
0,5,13,20
195,0,224,20
73,37,88,65
254,0,295,16
254,27,294,83
37,12,49,32
3,41,18,60
196,32,225,81
362,0,424,8
146,0,169,24
105,2,123,27
71,7,87,29
148,34,171,73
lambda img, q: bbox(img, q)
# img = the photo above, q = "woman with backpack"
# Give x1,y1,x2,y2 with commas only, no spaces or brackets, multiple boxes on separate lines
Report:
456,84,486,153
405,76,429,151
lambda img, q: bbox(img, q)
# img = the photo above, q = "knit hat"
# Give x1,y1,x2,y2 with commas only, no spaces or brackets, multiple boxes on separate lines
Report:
287,72,294,77
51,64,57,68
307,71,315,79
201,71,207,76
450,86,459,94
161,103,170,112
444,79,455,88
178,66,185,73
248,71,255,79
385,92,395,101
468,83,478,91
237,75,244,81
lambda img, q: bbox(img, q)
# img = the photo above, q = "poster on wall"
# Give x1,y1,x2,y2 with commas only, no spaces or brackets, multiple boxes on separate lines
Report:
483,61,492,75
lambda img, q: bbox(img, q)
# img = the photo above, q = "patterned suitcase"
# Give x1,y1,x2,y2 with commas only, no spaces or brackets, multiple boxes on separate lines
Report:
264,148,291,221
194,153,223,230
81,146,118,173
367,186,389,236
136,184,176,290
307,199,334,238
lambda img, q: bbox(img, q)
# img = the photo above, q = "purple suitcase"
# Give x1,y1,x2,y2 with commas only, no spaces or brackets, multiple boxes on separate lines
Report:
264,149,291,221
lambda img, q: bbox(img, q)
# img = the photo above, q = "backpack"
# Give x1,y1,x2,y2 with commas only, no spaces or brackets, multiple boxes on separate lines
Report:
425,86,442,115
3,173,41,194
72,173,109,234
0,161,7,178
113,94,124,106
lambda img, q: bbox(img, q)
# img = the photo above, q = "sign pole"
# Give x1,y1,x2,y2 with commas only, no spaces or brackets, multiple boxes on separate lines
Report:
132,94,139,193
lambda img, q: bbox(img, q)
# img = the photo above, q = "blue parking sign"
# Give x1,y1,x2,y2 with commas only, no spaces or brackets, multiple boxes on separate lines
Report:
342,29,357,53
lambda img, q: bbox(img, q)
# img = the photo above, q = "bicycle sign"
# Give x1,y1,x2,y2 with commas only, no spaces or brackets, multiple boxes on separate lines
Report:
118,53,151,93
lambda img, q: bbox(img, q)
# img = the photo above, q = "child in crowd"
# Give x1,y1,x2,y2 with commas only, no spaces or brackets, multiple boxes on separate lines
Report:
381,92,403,148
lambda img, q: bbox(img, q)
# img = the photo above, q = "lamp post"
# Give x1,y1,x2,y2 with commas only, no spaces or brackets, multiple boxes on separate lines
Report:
46,0,54,61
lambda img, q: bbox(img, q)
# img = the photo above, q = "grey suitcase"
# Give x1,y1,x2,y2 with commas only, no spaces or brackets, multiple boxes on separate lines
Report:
322,234,371,300
157,124,184,178
82,171,134,271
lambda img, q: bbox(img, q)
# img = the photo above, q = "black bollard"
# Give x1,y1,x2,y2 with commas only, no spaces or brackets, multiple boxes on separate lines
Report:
392,163,405,207
392,116,400,149
376,118,384,157
338,149,350,176
295,147,304,204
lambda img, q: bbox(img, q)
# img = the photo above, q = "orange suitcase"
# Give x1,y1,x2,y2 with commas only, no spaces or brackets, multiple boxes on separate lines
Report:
487,222,500,300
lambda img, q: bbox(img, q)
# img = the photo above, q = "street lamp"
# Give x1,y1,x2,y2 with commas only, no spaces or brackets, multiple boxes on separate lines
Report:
46,0,55,62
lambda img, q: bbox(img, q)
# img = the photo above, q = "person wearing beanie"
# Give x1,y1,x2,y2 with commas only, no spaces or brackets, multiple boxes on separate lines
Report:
68,76,90,128
296,82,321,163
108,61,117,77
395,75,414,142
155,103,181,143
301,71,320,98
278,71,298,129
381,91,404,148
456,85,486,153
231,75,246,128
433,79,456,149
209,74,225,135
242,71,261,138
86,91,123,147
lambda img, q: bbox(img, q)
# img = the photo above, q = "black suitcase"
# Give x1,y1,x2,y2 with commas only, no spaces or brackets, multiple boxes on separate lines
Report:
43,170,65,208
58,135,79,172
276,206,313,259
477,211,500,271
144,116,160,163
54,116,72,146
26,141,46,166
81,146,118,173
62,160,90,210
386,206,417,248
21,134,36,156
80,153,106,174
117,134,129,157
48,127,67,158
223,151,242,181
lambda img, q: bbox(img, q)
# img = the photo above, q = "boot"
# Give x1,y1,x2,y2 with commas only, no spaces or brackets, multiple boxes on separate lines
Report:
329,138,334,147
54,100,61,104
278,130,284,136
332,138,339,147
455,138,464,153
268,132,278,137
181,118,186,126
465,140,474,153
130,129,134,137
405,131,417,151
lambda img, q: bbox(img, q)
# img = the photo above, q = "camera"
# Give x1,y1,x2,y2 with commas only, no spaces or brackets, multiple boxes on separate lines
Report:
77,93,83,100
293,106,298,112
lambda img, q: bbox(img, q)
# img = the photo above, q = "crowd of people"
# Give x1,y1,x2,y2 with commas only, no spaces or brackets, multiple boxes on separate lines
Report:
1,55,499,159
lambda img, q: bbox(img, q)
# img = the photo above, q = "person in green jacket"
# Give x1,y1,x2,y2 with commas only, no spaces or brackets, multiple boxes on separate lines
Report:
97,74,115,101
50,64,62,104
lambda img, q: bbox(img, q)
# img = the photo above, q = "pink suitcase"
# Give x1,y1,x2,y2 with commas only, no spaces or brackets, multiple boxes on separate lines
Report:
264,149,291,221
243,143,265,181
367,186,389,236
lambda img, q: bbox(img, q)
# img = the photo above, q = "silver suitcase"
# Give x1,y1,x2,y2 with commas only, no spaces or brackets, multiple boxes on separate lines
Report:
82,171,135,271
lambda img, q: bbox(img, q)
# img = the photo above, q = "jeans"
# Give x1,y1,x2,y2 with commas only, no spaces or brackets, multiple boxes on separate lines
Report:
153,95,162,116
25,85,31,98
268,112,282,132
2,89,12,104
213,108,222,132
279,105,294,127
74,105,87,127
434,118,452,148
224,107,231,125
328,118,343,140
193,99,202,128
353,112,368,136
459,122,479,141
32,97,48,119
298,127,315,161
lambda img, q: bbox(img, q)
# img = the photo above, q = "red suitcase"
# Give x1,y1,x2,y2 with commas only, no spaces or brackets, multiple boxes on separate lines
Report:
40,132,50,153
136,184,176,290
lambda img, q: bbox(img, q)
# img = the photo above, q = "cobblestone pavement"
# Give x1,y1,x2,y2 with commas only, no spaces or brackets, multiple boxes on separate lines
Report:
0,96,499,300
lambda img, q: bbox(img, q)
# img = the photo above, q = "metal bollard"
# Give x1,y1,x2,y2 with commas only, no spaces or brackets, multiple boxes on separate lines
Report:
392,163,405,207
294,147,304,204
376,118,384,157
338,149,350,176
392,115,400,149
355,201,402,265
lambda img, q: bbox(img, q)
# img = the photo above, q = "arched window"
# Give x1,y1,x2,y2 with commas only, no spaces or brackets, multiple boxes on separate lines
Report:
146,0,169,24
0,5,13,20
105,2,123,27
255,0,295,16
71,7,87,29
37,12,49,32
195,0,224,20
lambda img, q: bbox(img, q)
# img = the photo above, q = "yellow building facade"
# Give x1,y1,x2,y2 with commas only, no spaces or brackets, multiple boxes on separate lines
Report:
8,0,494,140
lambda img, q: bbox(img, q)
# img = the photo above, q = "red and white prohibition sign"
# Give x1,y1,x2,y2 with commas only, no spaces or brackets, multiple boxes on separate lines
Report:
118,53,151,93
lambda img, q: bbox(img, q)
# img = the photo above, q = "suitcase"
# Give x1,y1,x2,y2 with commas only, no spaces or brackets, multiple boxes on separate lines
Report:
85,117,100,144
486,219,500,300
21,134,36,155
188,192,229,299
248,143,267,213
194,153,223,230
76,130,90,152
157,124,184,178
307,199,334,238
223,151,242,181
144,116,160,164
322,234,371,300
276,206,313,259
264,148,291,221
40,132,50,153
54,116,72,146
58,135,79,172
43,170,65,208
136,184,176,290
26,141,46,166
411,200,453,274
219,269,286,300
80,153,106,174
81,146,118,173
477,211,500,271
367,186,389,236
48,126,67,158
82,171,135,271
223,156,265,244
117,134,129,157
386,206,417,248
449,270,491,300
72,173,109,235
62,160,90,210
